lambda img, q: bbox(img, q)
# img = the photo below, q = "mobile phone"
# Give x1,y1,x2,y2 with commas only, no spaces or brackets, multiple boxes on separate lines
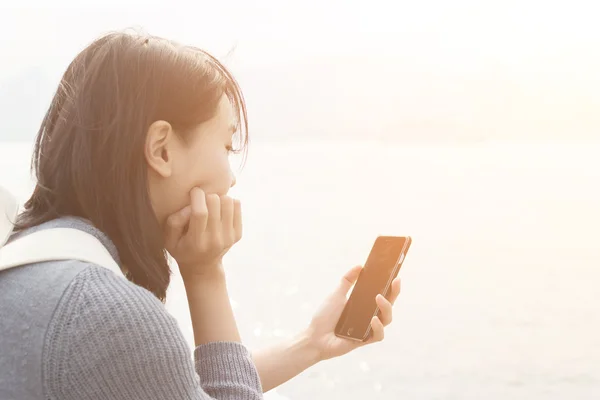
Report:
334,236,412,341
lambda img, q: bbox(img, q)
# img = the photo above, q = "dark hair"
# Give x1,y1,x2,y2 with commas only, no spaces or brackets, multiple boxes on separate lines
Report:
15,30,248,301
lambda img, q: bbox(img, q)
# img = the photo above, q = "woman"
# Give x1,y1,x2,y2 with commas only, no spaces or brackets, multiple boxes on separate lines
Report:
0,31,401,399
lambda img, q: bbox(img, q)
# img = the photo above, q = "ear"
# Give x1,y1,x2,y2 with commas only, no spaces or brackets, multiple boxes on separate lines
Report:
144,120,175,178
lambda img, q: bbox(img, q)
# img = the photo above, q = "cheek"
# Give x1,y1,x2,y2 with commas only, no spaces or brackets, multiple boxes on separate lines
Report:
200,154,234,196
160,150,207,212
175,151,232,196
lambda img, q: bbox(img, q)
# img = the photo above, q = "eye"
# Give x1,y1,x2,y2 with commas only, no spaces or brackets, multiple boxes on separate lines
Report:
226,145,238,154
225,145,240,154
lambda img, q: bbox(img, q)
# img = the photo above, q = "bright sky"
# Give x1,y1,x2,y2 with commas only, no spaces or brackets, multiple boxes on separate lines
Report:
1,0,599,141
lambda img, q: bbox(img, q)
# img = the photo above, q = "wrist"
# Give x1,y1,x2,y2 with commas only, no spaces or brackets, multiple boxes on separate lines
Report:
180,260,226,285
295,329,324,365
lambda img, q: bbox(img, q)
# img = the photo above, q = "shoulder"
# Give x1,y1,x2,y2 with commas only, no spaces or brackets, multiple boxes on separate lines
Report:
43,264,196,398
47,263,181,340
0,258,96,336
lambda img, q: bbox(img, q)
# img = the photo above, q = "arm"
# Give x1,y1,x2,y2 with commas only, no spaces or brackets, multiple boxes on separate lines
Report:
168,191,318,392
44,267,263,400
252,266,403,392
184,263,241,346
252,333,321,392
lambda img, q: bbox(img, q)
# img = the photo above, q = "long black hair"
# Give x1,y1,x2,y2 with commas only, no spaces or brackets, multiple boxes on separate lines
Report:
16,31,248,301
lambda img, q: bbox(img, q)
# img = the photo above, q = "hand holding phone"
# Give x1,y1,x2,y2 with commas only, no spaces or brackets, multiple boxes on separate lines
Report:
334,236,412,341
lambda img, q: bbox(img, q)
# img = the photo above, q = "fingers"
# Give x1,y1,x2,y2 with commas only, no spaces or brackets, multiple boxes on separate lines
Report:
185,189,240,246
336,265,363,297
164,205,191,250
220,196,234,244
388,277,401,305
171,188,243,270
220,197,234,226
376,294,393,326
205,194,221,232
233,199,242,242
369,316,385,342
188,188,208,239
375,278,400,327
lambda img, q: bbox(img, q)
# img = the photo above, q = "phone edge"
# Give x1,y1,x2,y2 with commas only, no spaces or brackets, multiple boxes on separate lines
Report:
335,236,412,342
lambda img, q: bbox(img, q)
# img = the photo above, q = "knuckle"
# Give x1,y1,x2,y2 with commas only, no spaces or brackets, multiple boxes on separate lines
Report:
198,244,211,256
211,236,224,249
191,207,207,218
227,233,236,245
165,214,178,227
197,238,210,252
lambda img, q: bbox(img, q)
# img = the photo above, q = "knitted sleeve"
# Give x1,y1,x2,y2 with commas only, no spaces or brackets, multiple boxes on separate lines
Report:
42,265,263,400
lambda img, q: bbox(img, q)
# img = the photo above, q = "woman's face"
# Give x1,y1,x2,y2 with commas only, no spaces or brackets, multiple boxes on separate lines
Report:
146,94,238,224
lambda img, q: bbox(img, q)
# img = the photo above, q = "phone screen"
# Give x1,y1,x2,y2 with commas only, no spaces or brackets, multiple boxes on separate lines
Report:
335,236,410,341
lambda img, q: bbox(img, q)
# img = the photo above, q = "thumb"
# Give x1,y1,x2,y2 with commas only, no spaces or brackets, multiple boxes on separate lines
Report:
335,265,363,297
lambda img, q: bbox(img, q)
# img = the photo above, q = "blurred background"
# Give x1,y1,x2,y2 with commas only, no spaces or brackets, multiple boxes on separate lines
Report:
1,1,599,399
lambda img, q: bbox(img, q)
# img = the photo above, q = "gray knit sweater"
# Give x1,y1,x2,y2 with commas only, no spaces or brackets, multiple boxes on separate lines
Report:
0,217,263,400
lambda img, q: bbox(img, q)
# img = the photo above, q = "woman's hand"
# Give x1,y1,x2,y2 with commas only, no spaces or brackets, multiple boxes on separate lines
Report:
164,187,242,280
164,188,244,345
305,266,401,361
251,267,401,392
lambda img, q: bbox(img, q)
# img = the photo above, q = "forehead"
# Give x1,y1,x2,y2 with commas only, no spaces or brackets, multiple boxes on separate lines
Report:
193,94,236,141
214,95,238,134
217,94,235,122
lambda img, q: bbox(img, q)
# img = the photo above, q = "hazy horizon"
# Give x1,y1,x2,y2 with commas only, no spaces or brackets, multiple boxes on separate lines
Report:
1,3,599,398
1,139,599,400
1,1,599,143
